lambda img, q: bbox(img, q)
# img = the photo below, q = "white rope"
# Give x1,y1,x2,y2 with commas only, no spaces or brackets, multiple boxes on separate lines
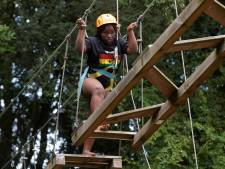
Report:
118,0,159,167
174,1,199,169
114,0,120,70
74,0,97,127
124,54,151,169
32,137,37,169
116,0,119,42
75,15,88,127
138,19,144,116
21,146,27,169
136,0,157,23
53,36,70,153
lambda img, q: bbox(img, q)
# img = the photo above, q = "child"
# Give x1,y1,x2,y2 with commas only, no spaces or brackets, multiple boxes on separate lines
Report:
76,13,138,156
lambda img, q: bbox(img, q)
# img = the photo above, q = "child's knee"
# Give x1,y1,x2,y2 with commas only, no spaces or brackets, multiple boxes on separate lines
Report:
92,87,105,98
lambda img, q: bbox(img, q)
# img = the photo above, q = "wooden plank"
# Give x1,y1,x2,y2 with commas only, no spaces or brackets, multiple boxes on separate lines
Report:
106,103,163,124
144,66,178,98
205,0,225,27
168,35,225,53
171,40,225,105
133,35,225,65
47,154,122,169
72,0,214,146
132,40,225,150
91,130,136,141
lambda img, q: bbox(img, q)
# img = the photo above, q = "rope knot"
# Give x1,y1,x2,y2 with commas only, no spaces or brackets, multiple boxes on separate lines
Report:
137,15,144,24
65,34,71,40
84,9,91,17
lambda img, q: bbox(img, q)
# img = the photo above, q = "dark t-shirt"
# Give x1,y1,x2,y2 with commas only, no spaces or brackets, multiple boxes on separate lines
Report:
85,36,128,88
86,36,127,67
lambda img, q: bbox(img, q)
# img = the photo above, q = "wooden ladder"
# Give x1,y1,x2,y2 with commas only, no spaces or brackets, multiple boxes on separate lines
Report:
71,0,225,150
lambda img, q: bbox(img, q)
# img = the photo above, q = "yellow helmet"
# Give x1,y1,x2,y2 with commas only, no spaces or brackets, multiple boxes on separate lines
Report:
96,14,117,28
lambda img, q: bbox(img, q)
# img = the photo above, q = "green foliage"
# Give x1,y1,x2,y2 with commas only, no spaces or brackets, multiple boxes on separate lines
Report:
0,24,15,54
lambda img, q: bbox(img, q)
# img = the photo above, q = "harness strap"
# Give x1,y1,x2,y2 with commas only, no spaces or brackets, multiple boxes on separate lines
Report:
91,67,114,79
77,66,89,98
78,66,115,98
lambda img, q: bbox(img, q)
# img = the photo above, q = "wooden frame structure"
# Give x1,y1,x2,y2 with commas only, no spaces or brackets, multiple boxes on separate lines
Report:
45,0,225,168
47,154,122,169
71,0,225,152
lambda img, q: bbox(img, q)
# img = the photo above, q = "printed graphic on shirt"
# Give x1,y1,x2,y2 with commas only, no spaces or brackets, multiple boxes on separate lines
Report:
99,50,121,67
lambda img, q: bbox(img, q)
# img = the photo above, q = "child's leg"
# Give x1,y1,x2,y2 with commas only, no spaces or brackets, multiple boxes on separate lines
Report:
82,78,107,156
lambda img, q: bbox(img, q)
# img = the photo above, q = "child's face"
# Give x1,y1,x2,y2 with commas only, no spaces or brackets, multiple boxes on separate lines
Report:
100,24,116,45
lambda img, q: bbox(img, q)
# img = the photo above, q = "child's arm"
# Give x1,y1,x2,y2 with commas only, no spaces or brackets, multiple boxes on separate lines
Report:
75,18,87,53
126,22,138,54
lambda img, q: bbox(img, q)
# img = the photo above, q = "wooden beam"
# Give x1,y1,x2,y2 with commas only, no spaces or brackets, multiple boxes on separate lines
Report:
47,154,122,169
205,0,225,27
168,35,225,53
72,0,214,146
91,130,136,141
132,40,225,150
171,40,225,105
106,103,163,124
133,35,225,65
144,66,178,98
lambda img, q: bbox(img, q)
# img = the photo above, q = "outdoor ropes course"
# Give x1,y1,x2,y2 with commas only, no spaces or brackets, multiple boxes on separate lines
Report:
1,0,225,169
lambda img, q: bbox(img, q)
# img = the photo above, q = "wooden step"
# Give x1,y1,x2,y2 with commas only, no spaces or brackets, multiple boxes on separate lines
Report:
167,35,225,53
133,35,225,65
106,103,163,124
91,130,136,141
47,154,122,169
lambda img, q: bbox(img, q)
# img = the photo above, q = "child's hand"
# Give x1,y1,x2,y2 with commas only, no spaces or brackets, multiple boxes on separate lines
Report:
76,18,86,30
127,22,138,32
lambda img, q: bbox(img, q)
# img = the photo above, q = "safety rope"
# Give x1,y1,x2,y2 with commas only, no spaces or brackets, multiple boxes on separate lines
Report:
21,146,27,169
174,0,199,169
53,36,70,154
112,0,120,82
124,54,151,169
74,15,88,128
32,138,37,169
118,0,158,166
136,0,157,24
